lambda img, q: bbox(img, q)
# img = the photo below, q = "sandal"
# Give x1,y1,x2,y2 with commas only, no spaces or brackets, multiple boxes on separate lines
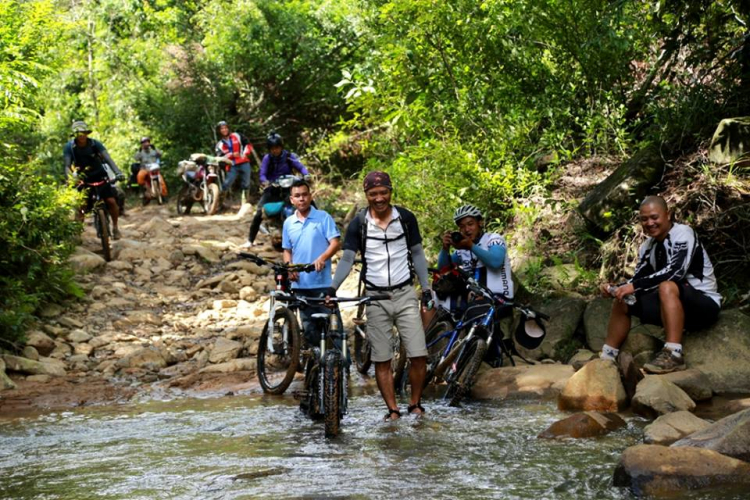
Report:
407,402,426,415
384,408,401,421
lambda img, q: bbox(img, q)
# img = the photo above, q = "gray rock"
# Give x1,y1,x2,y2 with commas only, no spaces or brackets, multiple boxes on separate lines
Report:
0,358,17,390
658,369,712,402
209,337,243,364
539,411,626,439
1,354,66,377
684,309,750,394
200,358,256,374
632,376,695,419
672,408,750,462
69,248,106,272
117,347,167,371
708,117,750,164
26,330,56,356
67,329,92,343
22,345,40,361
558,359,627,412
58,316,84,329
517,296,586,361
26,374,51,383
613,444,750,496
579,145,665,234
472,364,574,400
644,411,711,445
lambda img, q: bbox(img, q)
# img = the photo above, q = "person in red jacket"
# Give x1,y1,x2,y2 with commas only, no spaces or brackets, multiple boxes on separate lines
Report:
215,121,253,201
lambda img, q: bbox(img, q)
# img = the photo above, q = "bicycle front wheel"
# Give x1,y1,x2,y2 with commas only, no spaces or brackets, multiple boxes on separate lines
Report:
95,207,112,262
445,338,487,407
257,307,301,394
323,350,342,438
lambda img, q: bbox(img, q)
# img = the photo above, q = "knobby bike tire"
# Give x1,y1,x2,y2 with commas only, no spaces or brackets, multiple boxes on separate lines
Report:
447,338,487,407
431,337,465,384
323,350,342,438
392,336,407,395
176,186,192,215
423,320,454,387
206,183,221,215
256,307,301,394
352,324,371,375
96,207,112,262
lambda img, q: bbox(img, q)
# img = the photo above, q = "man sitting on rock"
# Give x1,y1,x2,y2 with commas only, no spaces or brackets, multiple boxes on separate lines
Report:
600,195,721,374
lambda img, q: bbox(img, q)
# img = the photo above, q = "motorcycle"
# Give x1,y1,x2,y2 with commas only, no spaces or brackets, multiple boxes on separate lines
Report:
144,160,164,205
175,153,230,215
261,174,300,250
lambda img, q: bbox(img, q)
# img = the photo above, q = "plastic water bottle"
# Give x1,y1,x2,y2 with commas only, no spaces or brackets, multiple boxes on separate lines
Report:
609,286,636,306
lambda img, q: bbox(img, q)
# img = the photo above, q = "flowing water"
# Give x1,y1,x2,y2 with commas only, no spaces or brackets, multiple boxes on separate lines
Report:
0,392,743,500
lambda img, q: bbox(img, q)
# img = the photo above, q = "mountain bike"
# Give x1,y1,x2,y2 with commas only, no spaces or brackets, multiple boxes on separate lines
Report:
292,293,389,438
238,252,314,394
79,179,114,262
439,267,549,407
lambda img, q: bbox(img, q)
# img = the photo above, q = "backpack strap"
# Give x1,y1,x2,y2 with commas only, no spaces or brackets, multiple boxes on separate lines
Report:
357,205,416,291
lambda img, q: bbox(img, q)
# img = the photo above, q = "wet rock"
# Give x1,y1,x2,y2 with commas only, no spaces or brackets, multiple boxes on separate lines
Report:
22,346,40,361
558,359,627,412
632,376,695,419
1,354,66,377
117,347,167,371
209,338,243,364
672,408,750,462
67,329,92,343
613,444,750,496
200,358,256,374
26,330,55,356
517,296,585,361
472,364,574,400
538,411,626,439
644,411,711,445
683,309,750,394
69,248,107,272
658,369,713,402
0,358,16,390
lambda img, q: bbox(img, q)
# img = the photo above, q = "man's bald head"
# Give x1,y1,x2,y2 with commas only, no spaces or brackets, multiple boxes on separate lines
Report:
640,195,668,213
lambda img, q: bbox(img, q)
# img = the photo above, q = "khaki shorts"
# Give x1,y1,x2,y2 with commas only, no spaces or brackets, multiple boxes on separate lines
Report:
365,285,427,362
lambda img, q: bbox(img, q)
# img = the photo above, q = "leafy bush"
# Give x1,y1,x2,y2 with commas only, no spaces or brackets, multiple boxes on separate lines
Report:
0,162,82,346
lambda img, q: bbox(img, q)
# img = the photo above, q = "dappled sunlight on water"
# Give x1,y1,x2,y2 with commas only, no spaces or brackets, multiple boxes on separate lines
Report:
0,394,745,499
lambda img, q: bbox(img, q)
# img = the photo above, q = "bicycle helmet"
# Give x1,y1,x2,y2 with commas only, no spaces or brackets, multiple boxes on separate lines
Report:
71,120,92,134
266,131,283,148
453,204,483,224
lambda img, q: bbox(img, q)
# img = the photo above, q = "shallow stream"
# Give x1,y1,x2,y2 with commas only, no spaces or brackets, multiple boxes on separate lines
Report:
0,392,744,499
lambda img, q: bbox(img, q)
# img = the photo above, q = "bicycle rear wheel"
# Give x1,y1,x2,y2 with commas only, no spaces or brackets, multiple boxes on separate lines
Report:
323,350,342,438
391,334,407,394
257,307,301,394
352,323,371,375
445,338,487,407
95,207,112,262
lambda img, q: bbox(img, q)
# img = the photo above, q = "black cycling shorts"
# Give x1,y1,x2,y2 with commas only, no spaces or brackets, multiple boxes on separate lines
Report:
629,281,720,331
80,181,117,212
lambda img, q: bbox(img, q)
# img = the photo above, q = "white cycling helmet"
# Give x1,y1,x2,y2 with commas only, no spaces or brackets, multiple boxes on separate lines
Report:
453,204,483,224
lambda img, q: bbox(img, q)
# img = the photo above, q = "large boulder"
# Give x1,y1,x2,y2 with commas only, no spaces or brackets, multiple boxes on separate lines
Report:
516,296,586,361
1,354,66,377
672,408,750,463
613,444,750,496
0,358,16,390
25,330,56,356
631,376,695,419
644,411,711,445
538,411,626,439
472,364,574,400
708,117,750,165
208,337,243,364
558,359,627,412
683,309,750,394
658,369,713,402
578,145,665,234
69,248,106,272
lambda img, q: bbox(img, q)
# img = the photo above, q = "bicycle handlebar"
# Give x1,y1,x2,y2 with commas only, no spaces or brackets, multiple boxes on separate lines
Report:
238,252,315,273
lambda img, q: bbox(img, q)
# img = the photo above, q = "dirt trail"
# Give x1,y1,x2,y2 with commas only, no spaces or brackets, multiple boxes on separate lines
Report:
1,200,362,415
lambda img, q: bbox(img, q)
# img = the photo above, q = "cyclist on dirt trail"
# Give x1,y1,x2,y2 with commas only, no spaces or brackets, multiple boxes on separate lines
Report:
215,120,254,202
63,120,125,240
438,204,515,365
244,131,311,247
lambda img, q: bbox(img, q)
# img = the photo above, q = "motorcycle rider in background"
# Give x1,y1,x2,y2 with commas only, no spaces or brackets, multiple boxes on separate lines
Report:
63,120,125,239
133,136,167,204
243,131,310,248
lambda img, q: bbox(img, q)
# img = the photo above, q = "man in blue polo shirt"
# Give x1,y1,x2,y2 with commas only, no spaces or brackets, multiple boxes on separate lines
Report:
282,179,342,346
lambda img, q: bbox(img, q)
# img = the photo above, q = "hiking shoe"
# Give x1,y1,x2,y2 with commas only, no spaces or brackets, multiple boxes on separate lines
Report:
113,227,122,240
643,348,686,374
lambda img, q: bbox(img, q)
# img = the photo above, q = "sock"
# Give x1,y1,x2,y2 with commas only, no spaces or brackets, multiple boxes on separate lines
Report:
600,344,619,361
664,342,683,358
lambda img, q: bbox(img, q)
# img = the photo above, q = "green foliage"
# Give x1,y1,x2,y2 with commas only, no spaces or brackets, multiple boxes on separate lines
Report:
0,162,82,344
